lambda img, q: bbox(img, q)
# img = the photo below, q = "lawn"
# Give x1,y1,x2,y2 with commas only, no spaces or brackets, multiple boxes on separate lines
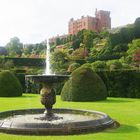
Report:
0,94,140,140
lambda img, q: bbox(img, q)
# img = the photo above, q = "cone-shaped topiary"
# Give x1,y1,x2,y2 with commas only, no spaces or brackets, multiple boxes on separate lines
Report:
61,66,107,101
0,71,22,97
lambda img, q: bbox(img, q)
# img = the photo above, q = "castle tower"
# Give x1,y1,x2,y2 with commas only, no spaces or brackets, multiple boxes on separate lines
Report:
95,9,111,32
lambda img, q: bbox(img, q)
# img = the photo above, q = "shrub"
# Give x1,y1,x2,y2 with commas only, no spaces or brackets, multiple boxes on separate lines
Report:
0,58,14,70
4,60,14,69
0,71,22,97
106,60,122,70
81,63,92,68
122,63,132,69
61,66,107,101
67,63,81,72
92,61,106,71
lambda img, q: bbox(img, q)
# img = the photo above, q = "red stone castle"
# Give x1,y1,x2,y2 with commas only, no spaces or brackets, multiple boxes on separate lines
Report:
49,9,111,44
68,9,111,35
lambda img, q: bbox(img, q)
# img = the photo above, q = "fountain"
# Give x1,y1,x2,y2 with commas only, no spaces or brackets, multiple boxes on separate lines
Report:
0,41,118,135
25,41,70,120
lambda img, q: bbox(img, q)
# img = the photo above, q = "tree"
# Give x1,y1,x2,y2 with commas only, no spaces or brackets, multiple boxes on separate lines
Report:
50,50,69,74
23,44,34,56
71,29,97,51
120,26,135,43
99,29,109,39
108,32,123,47
133,48,140,66
5,37,23,57
83,30,97,50
127,39,140,56
0,47,8,56
23,43,46,57
56,38,62,46
71,47,88,59
72,38,80,50
134,17,140,38
126,39,140,65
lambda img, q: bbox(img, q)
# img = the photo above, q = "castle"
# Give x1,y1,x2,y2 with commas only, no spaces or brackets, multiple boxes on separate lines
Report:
49,9,111,44
68,9,111,35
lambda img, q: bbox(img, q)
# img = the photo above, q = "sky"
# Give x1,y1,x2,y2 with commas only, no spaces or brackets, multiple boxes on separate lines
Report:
0,0,140,46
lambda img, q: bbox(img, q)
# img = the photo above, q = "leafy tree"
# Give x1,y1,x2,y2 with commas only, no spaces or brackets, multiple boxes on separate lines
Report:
76,29,85,43
71,29,97,50
113,43,128,52
23,43,46,57
0,47,8,56
5,37,23,57
66,35,73,42
134,17,140,25
127,39,140,56
120,26,135,43
71,47,88,59
134,17,140,38
83,30,96,50
109,24,135,48
72,38,80,50
125,39,140,65
23,44,34,56
56,38,62,46
108,32,123,47
50,50,69,74
99,29,109,39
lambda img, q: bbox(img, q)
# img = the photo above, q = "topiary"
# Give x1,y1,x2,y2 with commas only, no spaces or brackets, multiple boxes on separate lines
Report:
0,71,22,97
61,66,107,101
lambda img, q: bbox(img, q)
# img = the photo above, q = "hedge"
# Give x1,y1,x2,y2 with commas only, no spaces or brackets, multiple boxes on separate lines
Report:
5,57,45,67
15,73,40,94
97,70,140,98
15,68,140,99
15,73,26,93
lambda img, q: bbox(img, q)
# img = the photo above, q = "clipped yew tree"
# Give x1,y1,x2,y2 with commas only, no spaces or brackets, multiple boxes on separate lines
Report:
61,66,107,101
0,71,22,97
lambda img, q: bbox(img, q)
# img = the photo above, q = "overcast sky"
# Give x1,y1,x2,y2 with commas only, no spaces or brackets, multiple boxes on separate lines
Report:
0,0,139,45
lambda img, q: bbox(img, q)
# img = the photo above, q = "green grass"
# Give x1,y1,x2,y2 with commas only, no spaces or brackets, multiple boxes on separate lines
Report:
0,94,140,140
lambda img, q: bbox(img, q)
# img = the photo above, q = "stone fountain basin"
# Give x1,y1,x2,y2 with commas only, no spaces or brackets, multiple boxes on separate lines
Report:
26,75,70,83
0,108,117,135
